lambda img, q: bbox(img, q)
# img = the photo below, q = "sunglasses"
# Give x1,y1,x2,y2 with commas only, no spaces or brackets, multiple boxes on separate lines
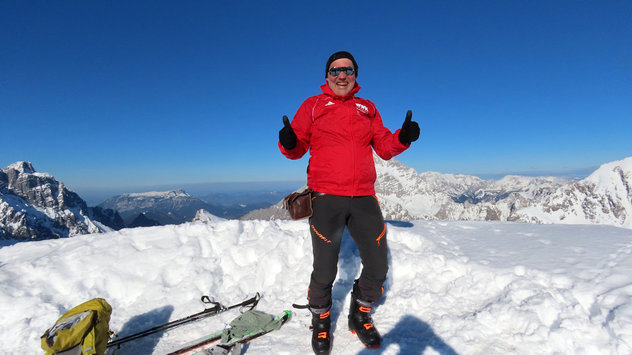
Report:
328,66,355,77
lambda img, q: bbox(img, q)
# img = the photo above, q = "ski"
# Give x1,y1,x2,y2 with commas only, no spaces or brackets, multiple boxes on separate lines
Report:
169,310,291,355
165,330,223,355
107,293,260,349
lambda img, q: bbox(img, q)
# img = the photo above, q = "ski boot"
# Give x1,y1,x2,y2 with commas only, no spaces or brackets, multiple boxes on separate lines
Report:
309,305,332,355
348,281,382,348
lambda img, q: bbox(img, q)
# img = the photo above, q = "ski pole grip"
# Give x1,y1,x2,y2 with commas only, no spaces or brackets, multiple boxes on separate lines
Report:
201,296,223,311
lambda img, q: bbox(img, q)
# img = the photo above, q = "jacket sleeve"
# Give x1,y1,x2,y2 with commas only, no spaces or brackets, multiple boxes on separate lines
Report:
370,106,410,160
278,98,314,160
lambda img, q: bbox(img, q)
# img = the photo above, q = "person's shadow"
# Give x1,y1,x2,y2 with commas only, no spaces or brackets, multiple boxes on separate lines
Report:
107,305,174,354
358,315,459,355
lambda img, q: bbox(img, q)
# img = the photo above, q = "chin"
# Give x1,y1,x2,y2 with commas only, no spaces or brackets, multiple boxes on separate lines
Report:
336,88,351,96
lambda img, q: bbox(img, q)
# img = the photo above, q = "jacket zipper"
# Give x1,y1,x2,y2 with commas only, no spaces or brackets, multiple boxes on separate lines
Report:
349,99,356,197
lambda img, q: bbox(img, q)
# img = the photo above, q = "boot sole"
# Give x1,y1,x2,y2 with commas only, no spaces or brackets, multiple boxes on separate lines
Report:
349,329,381,349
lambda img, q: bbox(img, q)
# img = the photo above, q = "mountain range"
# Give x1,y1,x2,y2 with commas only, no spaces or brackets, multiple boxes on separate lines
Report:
98,190,213,226
241,155,632,229
97,188,287,226
0,162,292,240
2,156,630,241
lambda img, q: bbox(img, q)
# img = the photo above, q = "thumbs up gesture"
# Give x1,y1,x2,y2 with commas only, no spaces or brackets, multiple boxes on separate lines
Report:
398,110,420,145
279,115,297,149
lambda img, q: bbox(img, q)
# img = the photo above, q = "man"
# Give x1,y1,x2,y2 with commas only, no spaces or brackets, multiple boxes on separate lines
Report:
278,51,420,354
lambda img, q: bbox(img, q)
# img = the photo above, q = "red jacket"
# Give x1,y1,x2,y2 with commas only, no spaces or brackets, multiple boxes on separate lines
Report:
279,83,409,196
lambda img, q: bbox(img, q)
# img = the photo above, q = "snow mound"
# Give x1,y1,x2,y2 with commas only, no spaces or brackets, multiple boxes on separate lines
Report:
0,220,631,354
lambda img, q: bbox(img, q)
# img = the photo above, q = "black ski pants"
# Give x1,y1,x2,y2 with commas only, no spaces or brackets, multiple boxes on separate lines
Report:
307,194,388,307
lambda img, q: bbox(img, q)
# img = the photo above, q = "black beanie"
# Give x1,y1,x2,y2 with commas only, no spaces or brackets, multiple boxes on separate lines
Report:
325,51,358,78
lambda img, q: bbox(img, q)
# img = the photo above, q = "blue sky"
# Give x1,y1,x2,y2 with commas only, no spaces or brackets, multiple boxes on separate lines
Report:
1,1,630,195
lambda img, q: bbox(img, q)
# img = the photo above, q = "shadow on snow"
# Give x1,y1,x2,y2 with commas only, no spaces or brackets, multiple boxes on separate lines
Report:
108,305,174,354
358,314,459,355
385,220,414,228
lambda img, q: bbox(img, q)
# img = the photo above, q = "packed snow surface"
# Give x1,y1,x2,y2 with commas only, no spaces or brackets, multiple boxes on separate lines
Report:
1,219,631,354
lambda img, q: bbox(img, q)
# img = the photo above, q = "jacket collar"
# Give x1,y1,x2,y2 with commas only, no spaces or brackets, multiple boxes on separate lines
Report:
320,82,361,100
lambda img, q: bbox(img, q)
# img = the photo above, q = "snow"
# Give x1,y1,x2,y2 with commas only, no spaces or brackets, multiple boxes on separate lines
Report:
1,219,631,354
585,157,632,187
126,190,190,198
193,209,227,223
5,161,35,174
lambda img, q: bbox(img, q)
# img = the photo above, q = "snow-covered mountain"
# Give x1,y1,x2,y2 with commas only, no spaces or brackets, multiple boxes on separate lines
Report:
192,208,227,223
2,219,631,354
373,156,571,223
98,190,216,226
98,189,264,225
0,162,123,240
511,158,632,227
242,156,632,229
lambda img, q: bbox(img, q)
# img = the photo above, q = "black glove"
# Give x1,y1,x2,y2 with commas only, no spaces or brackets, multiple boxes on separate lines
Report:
279,115,297,150
398,110,420,145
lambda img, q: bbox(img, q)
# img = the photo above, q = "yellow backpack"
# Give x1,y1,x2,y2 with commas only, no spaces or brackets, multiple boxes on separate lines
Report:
41,298,112,355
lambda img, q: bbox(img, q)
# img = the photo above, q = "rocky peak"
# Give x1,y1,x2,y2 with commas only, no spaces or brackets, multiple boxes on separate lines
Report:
6,161,36,174
1,162,123,240
525,157,632,227
2,161,86,211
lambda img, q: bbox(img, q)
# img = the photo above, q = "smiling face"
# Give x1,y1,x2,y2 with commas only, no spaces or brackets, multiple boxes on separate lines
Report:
326,58,356,96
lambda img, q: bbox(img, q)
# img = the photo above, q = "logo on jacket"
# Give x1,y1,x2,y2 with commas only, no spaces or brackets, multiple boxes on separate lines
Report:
325,101,335,106
356,103,369,114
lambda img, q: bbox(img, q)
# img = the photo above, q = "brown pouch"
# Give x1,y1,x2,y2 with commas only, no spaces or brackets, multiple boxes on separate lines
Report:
282,188,314,220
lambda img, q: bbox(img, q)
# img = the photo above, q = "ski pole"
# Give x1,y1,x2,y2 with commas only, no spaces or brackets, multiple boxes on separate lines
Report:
107,293,260,348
